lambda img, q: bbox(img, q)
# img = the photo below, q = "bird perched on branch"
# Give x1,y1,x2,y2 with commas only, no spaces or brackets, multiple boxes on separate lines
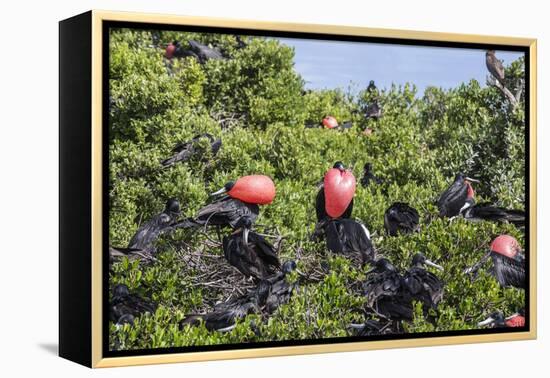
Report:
478,309,525,328
486,50,505,85
126,198,180,253
360,162,382,188
384,202,420,236
109,284,157,326
109,198,180,260
464,235,525,289
363,254,443,323
437,173,480,218
165,40,224,64
223,217,281,280
180,260,300,332
173,175,275,231
161,133,221,168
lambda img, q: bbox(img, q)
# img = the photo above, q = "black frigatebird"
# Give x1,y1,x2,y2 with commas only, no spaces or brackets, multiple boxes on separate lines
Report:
161,133,221,167
478,309,525,328
437,173,479,218
264,260,301,314
180,280,271,332
115,198,180,255
165,40,224,64
109,284,157,326
180,261,300,332
465,235,525,289
486,50,505,85
384,202,420,236
222,216,281,280
403,253,444,313
364,100,382,120
323,218,375,264
173,175,275,230
360,162,382,188
363,254,444,322
458,184,525,226
367,80,378,95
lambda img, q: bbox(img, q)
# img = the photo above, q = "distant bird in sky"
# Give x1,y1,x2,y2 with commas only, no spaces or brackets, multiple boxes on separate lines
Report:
173,175,275,230
384,202,420,236
437,173,479,218
109,284,157,326
223,217,281,280
478,309,525,328
161,133,221,168
486,50,505,84
126,198,181,253
360,162,382,188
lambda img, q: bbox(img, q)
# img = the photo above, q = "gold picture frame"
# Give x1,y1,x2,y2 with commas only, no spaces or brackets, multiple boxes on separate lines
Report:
59,10,537,368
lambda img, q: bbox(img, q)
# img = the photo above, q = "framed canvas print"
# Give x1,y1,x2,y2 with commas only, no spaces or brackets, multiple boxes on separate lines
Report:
59,10,537,368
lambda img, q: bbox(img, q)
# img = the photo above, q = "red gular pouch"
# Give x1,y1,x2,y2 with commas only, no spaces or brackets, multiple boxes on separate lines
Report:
165,43,176,59
227,175,276,205
324,167,356,218
465,181,475,199
490,235,522,259
322,116,339,129
505,314,525,328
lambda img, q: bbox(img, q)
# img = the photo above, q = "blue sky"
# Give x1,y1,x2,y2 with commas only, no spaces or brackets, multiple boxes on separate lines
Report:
277,38,523,95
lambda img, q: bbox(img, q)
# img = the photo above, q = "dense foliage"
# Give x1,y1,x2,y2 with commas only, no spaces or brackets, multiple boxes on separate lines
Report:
108,28,526,350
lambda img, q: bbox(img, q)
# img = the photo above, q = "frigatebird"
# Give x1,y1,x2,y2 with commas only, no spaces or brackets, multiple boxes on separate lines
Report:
367,80,378,95
305,116,353,130
457,184,525,226
363,254,443,322
322,218,375,264
173,175,275,230
222,217,281,280
486,50,505,84
437,173,479,217
180,261,299,331
360,162,382,188
384,202,420,236
464,235,525,289
161,133,221,167
123,198,180,254
315,162,355,222
263,260,301,314
109,284,157,326
180,280,271,332
364,100,382,120
478,309,525,328
403,253,444,313
165,40,224,64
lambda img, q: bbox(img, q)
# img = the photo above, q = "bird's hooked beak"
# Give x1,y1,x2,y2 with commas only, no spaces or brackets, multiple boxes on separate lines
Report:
295,268,306,277
425,259,444,271
478,316,495,327
243,227,250,245
465,177,480,183
348,323,366,330
210,187,227,196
